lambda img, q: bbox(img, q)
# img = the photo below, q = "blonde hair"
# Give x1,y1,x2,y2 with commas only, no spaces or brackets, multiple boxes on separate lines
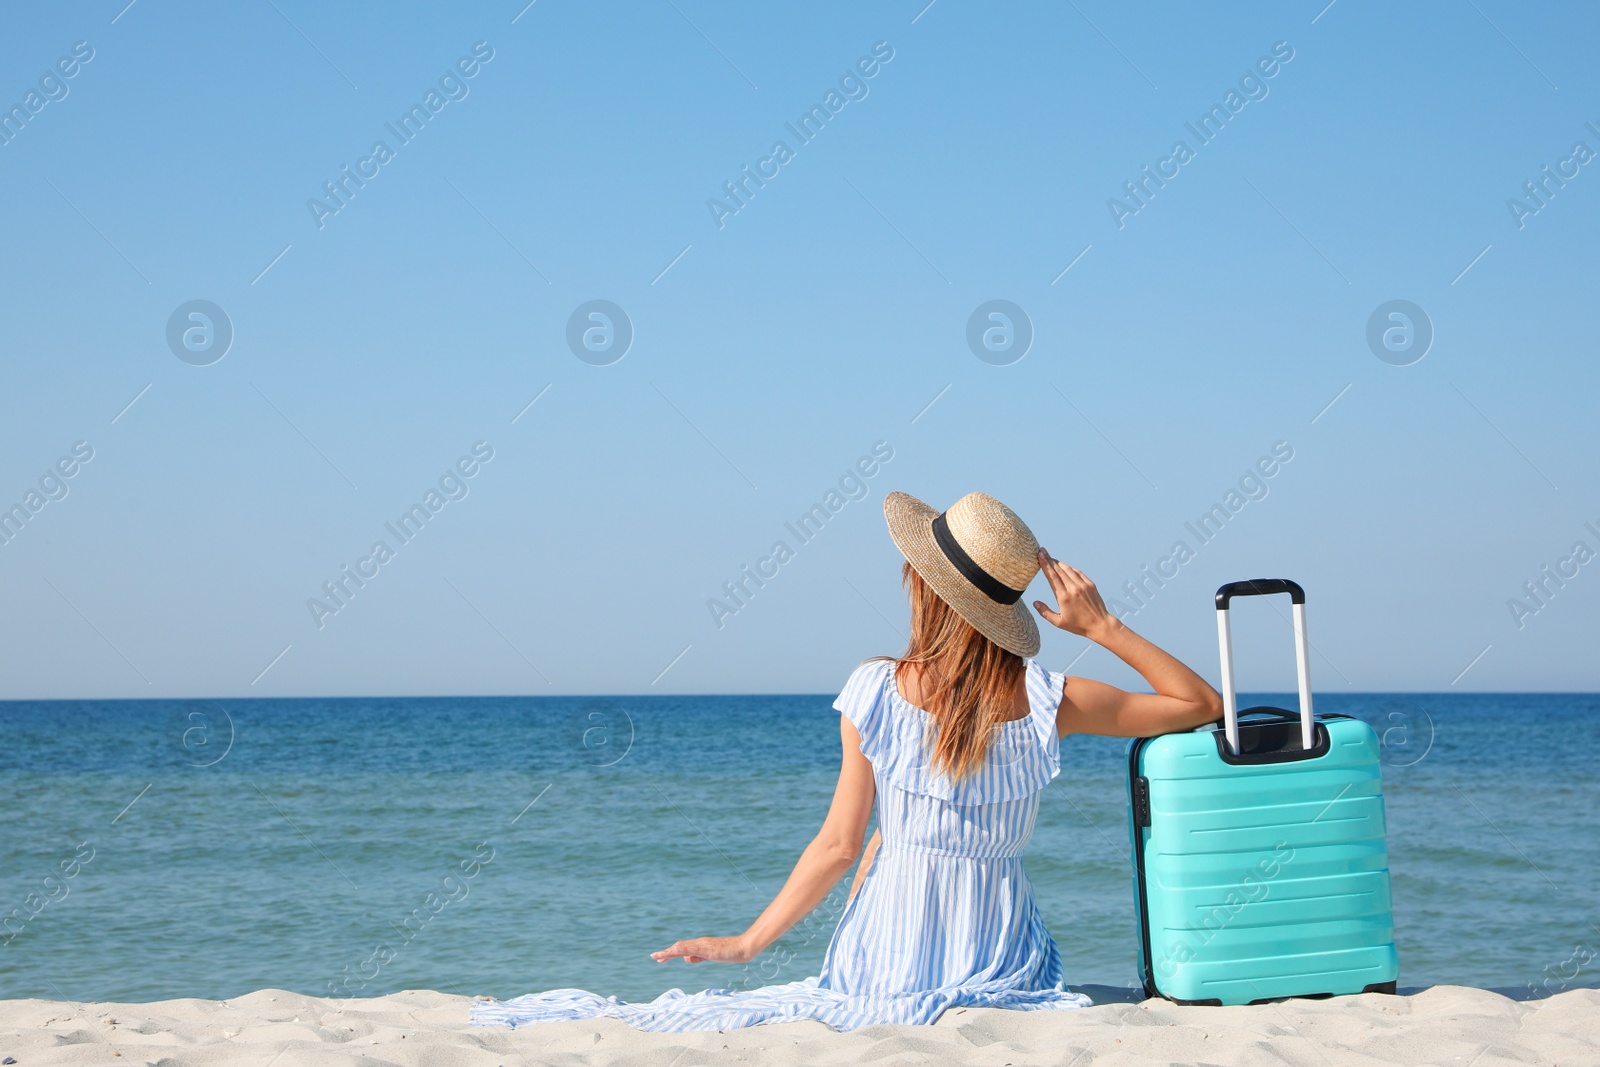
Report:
876,562,1024,780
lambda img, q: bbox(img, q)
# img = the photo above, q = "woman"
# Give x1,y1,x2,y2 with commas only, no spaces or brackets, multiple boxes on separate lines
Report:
471,491,1221,1031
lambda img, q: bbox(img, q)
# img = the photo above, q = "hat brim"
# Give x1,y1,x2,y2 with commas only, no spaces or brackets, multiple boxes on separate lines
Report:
884,491,1040,658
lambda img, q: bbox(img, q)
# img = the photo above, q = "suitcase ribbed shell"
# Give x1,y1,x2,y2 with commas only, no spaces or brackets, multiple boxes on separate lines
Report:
1128,715,1399,1004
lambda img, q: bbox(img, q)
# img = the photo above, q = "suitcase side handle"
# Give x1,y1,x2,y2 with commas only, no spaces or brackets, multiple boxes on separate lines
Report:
1215,579,1313,756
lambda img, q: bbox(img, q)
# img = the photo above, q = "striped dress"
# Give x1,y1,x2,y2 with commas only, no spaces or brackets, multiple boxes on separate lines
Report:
469,658,1091,1032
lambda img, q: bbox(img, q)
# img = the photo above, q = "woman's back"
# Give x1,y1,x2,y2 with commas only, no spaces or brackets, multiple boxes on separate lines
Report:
816,657,1089,1017
835,658,1066,859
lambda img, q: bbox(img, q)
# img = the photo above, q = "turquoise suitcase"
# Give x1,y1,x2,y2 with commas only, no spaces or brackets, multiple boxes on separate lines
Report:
1126,579,1399,1005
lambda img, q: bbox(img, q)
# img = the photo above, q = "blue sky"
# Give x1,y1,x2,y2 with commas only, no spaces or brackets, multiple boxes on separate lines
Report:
1,0,1595,698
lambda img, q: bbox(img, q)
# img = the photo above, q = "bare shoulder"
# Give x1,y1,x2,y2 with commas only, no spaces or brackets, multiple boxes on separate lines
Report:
893,659,920,705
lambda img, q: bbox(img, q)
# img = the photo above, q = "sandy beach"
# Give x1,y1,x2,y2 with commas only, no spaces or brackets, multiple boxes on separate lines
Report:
1,985,1593,1066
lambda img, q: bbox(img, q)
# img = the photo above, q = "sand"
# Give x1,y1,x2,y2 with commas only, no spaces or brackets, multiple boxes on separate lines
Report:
0,985,1593,1066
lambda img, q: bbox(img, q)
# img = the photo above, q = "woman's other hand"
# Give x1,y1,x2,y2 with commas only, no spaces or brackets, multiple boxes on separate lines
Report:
1033,549,1117,641
650,935,755,965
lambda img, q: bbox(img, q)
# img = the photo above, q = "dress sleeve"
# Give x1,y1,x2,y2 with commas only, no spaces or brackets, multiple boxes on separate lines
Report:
1024,661,1067,768
833,659,894,764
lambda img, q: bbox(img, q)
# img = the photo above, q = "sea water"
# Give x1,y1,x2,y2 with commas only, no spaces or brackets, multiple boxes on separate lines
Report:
0,693,1595,1004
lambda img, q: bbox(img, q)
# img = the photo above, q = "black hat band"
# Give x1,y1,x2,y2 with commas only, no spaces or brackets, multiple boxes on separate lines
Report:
931,511,1024,605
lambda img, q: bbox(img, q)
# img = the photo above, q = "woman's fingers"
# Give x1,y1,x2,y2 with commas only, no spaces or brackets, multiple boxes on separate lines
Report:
1053,565,1083,605
1033,551,1115,637
1036,549,1091,631
1037,550,1071,601
652,937,741,964
1034,565,1065,622
1036,550,1115,637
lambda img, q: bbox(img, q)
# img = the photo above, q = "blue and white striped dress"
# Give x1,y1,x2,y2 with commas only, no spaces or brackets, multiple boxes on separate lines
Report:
470,658,1091,1032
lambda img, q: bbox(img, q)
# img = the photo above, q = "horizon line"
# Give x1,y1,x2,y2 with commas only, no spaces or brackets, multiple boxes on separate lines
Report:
1,689,1597,704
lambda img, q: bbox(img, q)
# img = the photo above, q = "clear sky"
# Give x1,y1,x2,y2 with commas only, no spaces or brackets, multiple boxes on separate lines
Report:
1,1,1595,699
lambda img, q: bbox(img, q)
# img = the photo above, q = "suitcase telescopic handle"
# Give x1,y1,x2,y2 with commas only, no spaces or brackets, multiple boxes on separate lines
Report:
1214,579,1314,756
1215,578,1305,610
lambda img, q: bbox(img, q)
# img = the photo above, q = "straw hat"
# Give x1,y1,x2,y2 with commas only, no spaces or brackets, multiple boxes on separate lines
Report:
884,490,1041,658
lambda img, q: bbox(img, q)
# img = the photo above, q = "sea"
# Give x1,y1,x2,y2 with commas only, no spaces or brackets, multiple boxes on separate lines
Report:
0,692,1595,1005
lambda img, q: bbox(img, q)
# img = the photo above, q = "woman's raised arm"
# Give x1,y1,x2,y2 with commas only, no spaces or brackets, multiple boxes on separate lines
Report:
1032,549,1223,739
651,717,876,965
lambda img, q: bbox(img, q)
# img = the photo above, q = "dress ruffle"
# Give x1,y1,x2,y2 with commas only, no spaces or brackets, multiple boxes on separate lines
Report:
833,659,1065,803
